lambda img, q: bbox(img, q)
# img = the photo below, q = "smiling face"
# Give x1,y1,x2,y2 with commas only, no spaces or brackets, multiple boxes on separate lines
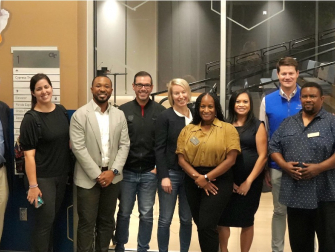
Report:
171,84,189,108
199,94,216,124
91,76,113,105
32,78,53,105
277,65,299,91
300,87,324,115
132,75,153,104
234,92,250,117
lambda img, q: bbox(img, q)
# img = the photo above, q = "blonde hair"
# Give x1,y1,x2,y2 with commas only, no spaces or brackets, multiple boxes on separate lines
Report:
167,78,191,106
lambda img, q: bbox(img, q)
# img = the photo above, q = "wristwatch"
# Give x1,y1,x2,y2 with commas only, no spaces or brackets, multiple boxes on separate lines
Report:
204,174,210,182
112,169,119,175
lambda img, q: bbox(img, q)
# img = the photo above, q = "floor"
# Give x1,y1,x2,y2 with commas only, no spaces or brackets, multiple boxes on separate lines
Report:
110,192,292,252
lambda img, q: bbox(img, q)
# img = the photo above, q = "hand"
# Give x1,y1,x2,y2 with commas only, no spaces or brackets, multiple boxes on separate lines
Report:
264,169,272,188
161,178,172,194
237,180,252,196
193,174,208,188
27,187,42,208
300,163,322,180
282,161,302,180
97,171,115,187
233,183,239,193
203,181,218,196
150,168,157,174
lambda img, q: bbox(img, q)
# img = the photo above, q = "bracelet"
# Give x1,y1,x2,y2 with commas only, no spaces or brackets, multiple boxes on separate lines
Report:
29,184,38,189
204,174,210,182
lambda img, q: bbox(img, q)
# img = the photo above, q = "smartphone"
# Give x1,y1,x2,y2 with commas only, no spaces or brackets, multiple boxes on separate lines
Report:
26,192,44,208
35,196,44,208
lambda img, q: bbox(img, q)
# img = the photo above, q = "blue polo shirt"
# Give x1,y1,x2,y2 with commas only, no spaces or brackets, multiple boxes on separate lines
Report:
269,108,335,209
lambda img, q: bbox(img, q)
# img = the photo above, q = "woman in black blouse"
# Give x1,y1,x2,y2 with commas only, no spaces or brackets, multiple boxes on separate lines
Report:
155,78,193,252
20,73,70,252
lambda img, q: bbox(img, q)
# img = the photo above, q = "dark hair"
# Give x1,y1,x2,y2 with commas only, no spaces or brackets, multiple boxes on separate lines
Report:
192,92,224,125
227,90,256,132
133,71,153,85
91,75,112,87
276,57,298,73
30,73,52,109
301,82,323,96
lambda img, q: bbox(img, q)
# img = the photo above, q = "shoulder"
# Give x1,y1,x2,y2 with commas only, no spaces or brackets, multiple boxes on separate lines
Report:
110,106,126,118
72,102,91,118
0,101,9,110
159,107,175,117
118,100,133,111
152,101,166,111
265,90,280,100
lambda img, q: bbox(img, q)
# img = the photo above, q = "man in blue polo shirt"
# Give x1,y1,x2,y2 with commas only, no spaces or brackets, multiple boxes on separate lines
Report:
269,82,335,252
259,57,301,252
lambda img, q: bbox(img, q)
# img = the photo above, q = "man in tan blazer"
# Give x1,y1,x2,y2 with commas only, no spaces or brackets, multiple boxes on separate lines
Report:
70,75,130,252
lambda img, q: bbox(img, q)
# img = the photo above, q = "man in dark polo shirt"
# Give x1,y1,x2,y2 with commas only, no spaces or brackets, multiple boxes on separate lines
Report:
269,82,335,252
115,71,165,252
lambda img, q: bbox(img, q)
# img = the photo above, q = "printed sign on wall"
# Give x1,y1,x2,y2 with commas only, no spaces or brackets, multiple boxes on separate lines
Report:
12,49,60,174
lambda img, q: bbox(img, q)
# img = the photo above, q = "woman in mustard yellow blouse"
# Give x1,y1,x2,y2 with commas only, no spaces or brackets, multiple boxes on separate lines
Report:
176,92,241,252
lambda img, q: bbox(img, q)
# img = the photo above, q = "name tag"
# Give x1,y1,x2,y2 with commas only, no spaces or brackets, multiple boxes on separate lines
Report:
308,132,320,138
190,136,200,146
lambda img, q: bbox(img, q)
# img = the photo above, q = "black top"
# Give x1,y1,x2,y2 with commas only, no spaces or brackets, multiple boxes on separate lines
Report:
155,107,193,180
119,99,165,173
219,119,264,227
20,105,70,178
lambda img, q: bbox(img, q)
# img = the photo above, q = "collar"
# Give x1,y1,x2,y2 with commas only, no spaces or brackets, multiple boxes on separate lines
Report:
92,100,111,113
133,98,152,108
296,107,326,121
173,108,191,118
279,85,299,100
190,117,223,132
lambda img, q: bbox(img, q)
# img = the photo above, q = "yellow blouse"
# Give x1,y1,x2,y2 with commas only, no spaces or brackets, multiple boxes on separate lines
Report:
176,118,241,167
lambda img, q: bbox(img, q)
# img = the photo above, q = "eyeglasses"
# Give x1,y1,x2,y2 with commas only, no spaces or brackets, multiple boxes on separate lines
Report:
134,83,152,89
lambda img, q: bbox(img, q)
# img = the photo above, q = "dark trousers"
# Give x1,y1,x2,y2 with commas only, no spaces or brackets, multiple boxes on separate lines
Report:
287,201,335,252
77,182,120,252
184,168,233,252
25,175,67,252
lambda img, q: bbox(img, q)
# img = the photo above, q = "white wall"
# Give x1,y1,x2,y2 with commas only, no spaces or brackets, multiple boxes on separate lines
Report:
96,0,157,97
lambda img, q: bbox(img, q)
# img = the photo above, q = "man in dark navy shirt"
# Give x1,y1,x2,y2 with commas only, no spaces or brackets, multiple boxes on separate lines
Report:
269,82,335,252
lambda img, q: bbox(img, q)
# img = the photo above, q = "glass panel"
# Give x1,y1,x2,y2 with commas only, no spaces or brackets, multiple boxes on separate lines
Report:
96,0,220,107
225,1,335,116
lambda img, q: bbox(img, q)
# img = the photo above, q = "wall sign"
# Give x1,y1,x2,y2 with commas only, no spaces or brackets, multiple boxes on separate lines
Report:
12,48,60,174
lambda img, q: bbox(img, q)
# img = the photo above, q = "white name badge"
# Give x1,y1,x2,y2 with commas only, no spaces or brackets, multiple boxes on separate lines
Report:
308,132,320,138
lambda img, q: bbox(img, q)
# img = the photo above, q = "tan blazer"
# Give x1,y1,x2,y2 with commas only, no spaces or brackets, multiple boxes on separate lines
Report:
70,100,130,189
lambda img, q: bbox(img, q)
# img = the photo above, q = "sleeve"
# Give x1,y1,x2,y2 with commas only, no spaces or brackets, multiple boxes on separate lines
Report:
176,126,188,155
155,111,169,180
111,112,130,172
19,113,39,151
69,109,101,180
225,124,241,154
268,125,283,155
259,97,269,135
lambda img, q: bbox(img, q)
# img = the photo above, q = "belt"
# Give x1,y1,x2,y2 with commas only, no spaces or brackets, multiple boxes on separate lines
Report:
101,166,108,171
0,163,4,169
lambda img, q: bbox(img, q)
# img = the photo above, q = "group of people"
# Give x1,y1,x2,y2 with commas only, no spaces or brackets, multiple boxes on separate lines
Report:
0,56,334,252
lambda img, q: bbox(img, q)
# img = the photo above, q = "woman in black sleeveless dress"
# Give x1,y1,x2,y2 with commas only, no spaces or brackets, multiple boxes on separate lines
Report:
218,90,268,252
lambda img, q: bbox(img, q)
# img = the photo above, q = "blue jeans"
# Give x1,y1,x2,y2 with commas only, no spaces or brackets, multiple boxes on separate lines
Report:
157,170,192,252
115,169,157,252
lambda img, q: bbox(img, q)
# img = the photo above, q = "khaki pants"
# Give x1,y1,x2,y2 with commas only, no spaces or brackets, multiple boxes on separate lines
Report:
0,165,9,241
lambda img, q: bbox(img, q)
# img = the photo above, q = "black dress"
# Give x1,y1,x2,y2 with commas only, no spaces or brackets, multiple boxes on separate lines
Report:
219,119,264,228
